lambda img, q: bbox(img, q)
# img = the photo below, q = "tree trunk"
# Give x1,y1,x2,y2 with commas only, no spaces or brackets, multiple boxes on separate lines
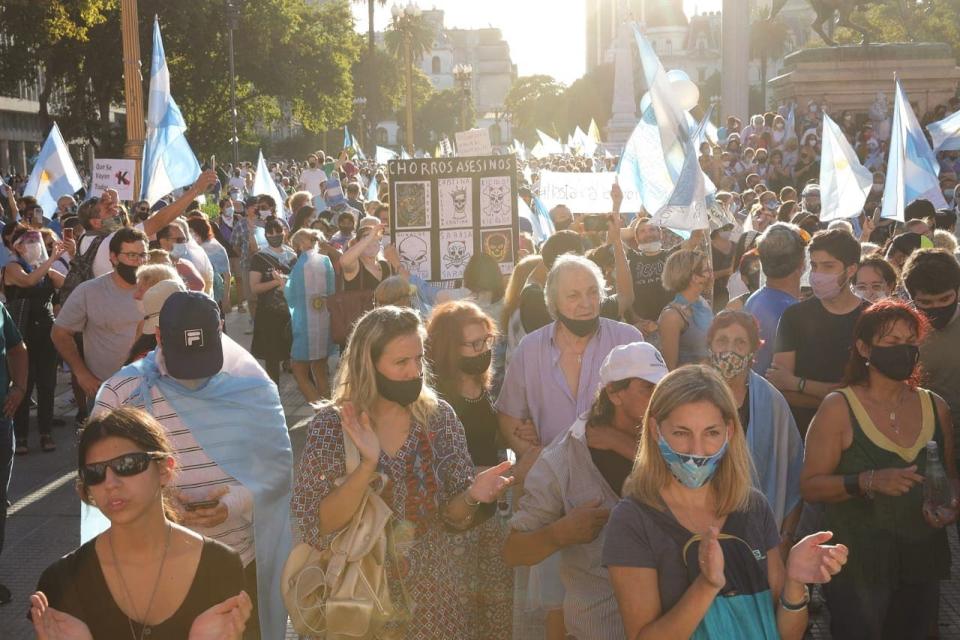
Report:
368,0,376,53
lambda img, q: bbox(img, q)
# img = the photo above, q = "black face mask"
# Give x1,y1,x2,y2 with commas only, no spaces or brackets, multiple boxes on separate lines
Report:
459,350,492,375
806,203,821,214
557,312,600,337
115,262,138,285
921,298,959,330
868,344,920,381
266,235,284,248
375,370,423,406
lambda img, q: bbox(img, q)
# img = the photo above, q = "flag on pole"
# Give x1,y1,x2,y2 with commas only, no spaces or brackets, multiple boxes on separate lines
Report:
23,122,83,216
513,139,527,162
529,142,548,159
928,108,960,152
536,129,564,155
367,175,379,202
588,118,602,144
784,103,798,143
140,17,200,204
400,148,411,160
518,195,555,244
252,149,286,212
375,146,398,165
343,126,352,152
881,79,947,221
819,113,873,222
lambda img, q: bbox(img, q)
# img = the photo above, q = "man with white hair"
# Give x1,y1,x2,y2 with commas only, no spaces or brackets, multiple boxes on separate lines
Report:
496,254,643,638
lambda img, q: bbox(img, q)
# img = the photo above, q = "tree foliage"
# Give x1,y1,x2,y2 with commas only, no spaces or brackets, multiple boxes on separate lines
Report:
413,88,475,146
835,0,960,58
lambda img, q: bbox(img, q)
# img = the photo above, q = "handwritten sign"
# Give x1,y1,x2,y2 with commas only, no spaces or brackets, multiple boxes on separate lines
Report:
454,128,492,157
91,159,136,201
538,170,643,214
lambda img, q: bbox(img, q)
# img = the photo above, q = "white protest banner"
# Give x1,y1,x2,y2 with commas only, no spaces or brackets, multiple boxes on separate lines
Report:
91,158,136,200
538,170,643,214
454,128,492,157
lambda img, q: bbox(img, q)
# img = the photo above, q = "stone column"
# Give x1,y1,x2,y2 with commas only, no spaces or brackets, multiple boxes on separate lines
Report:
16,141,27,176
605,23,639,148
0,139,9,175
721,0,750,122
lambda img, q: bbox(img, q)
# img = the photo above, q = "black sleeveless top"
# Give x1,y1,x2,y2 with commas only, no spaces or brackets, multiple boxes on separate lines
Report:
5,258,55,331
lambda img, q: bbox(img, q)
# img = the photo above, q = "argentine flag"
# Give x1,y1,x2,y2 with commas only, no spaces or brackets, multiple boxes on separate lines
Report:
819,113,872,222
376,145,398,165
140,17,200,204
252,150,286,212
286,249,335,361
928,107,960,152
881,79,947,221
23,122,83,216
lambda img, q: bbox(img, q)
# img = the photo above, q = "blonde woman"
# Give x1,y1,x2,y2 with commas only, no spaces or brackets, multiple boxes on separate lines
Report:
291,306,514,639
658,250,714,369
602,365,847,640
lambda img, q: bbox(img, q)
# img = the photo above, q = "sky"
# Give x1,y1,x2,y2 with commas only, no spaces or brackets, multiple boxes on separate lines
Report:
351,0,724,85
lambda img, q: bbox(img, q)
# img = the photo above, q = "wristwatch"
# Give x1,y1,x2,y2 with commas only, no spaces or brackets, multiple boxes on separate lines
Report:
781,584,810,612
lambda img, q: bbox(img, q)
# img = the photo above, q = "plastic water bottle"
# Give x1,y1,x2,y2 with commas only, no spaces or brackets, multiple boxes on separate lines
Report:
923,441,955,511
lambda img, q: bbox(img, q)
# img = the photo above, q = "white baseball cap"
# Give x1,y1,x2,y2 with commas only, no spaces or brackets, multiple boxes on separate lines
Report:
599,342,669,386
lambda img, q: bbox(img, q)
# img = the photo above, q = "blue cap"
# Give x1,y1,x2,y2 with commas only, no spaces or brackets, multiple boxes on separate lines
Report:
159,292,224,379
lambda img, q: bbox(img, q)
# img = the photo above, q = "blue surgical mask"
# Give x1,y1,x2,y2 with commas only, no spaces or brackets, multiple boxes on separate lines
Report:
170,242,189,260
657,429,728,489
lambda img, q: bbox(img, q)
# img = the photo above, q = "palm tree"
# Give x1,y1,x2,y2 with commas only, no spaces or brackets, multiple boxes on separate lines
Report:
352,0,388,53
750,10,790,111
385,9,433,153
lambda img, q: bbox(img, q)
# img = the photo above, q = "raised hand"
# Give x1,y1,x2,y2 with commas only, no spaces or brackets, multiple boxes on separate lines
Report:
698,526,725,590
340,402,381,468
469,460,515,503
786,531,848,584
30,592,94,640
554,497,610,546
188,591,252,640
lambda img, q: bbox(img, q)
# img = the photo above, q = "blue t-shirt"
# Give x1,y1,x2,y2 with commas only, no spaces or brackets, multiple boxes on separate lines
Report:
0,302,24,403
744,287,797,375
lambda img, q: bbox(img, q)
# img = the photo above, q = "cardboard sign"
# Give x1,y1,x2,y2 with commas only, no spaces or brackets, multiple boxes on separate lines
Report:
91,159,136,201
388,155,518,281
454,128,493,157
538,170,643,214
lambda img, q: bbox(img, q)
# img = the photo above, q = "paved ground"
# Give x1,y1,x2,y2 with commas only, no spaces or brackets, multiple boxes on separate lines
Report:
2,310,959,639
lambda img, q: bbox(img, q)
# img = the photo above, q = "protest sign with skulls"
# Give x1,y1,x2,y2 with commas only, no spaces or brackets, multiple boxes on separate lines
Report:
439,229,474,280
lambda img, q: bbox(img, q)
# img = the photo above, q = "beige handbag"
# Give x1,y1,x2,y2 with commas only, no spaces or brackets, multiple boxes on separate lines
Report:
283,431,396,638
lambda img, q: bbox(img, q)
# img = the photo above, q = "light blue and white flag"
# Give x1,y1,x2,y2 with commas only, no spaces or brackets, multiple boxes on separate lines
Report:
252,149,286,211
287,250,335,362
785,103,798,143
400,148,412,160
513,139,527,162
928,108,960,152
376,145,398,165
367,175,379,202
881,79,947,221
519,194,556,244
140,17,200,204
619,27,708,230
23,122,82,215
343,126,352,151
536,129,564,155
820,113,873,222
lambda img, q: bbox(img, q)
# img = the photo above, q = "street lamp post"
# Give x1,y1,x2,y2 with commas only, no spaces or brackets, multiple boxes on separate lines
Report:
226,0,241,168
120,0,145,198
391,2,421,156
452,63,473,130
353,96,367,155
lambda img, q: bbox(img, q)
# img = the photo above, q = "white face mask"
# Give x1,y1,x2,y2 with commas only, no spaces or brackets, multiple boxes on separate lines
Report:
637,241,663,253
222,206,235,219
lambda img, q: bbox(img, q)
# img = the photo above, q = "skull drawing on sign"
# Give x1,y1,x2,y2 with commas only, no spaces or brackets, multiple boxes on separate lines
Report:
482,183,507,216
484,233,508,262
443,240,470,271
399,235,428,274
451,187,468,222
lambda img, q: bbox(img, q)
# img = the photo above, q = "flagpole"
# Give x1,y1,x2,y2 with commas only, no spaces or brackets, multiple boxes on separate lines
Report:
121,0,145,200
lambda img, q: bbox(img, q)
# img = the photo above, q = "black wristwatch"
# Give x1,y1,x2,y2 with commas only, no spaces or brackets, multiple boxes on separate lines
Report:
843,474,862,498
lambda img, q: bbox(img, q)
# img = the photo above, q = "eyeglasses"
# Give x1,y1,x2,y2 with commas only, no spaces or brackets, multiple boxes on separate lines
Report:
119,252,148,261
462,334,495,353
80,451,167,486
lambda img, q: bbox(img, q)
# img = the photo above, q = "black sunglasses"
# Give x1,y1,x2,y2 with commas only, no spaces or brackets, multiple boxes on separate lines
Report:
80,451,167,486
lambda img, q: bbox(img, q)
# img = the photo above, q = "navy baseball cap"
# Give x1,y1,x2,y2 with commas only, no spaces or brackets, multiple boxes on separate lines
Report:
159,292,224,379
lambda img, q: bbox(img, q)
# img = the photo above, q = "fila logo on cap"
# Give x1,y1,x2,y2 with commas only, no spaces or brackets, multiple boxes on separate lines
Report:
184,329,204,348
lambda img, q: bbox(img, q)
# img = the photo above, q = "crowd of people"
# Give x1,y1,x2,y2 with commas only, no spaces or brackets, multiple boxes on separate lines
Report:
1,93,960,640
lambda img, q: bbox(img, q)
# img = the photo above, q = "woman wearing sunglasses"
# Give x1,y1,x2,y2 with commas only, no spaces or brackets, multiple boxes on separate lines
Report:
30,407,252,639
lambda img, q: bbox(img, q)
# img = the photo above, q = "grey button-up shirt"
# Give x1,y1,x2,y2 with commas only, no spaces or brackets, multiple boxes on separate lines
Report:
510,418,627,640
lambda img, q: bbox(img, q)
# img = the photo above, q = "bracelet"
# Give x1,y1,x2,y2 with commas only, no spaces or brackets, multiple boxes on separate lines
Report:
780,584,810,612
865,469,876,499
464,491,481,508
843,474,862,498
797,377,807,394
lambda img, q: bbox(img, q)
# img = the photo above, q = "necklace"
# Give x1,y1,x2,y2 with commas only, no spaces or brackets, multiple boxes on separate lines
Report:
109,523,173,640
879,387,907,436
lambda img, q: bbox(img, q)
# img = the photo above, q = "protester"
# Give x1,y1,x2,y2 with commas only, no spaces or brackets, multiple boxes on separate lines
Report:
769,229,868,433
500,254,543,364
853,254,898,303
232,196,263,316
707,311,802,546
249,218,296,384
292,305,514,638
32,407,252,638
425,300,513,638
156,220,206,292
602,365,847,639
0,301,28,604
504,341,667,640
94,292,293,638
188,216,231,311
285,229,335,402
52,227,149,413
341,216,389,292
658,249,714,369
5,228,66,454
801,300,956,639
